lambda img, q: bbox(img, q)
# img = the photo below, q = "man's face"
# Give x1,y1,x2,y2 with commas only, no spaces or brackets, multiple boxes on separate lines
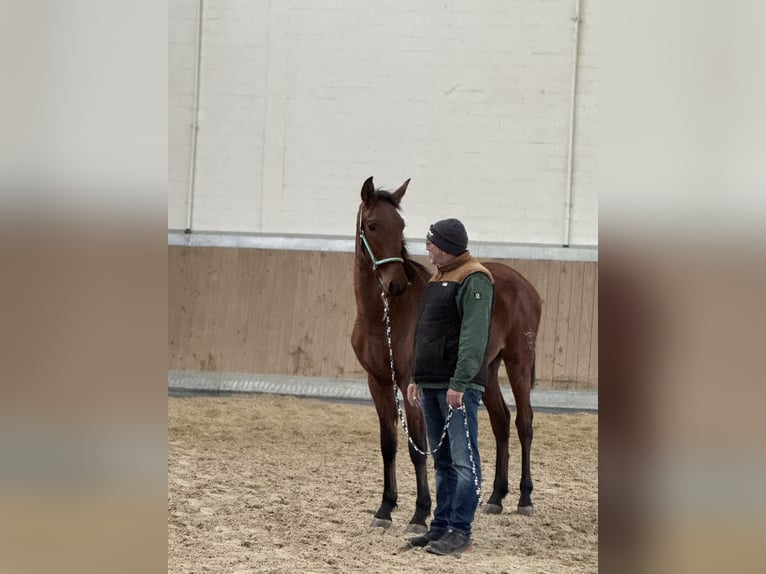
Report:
425,239,454,266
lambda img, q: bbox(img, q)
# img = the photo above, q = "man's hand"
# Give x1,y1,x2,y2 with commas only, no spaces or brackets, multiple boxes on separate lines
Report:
447,388,464,409
407,382,422,407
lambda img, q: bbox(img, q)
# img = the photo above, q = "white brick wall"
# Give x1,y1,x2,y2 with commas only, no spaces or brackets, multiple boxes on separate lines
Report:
168,0,199,228
169,0,598,246
570,0,598,245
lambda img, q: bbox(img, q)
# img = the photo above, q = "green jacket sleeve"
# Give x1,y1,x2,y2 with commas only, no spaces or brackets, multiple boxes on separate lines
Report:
449,272,494,392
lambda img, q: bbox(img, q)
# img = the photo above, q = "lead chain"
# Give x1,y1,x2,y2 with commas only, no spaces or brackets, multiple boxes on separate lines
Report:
380,290,482,504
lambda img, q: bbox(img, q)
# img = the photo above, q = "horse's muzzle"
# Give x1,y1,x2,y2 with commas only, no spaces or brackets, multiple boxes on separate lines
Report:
386,279,407,297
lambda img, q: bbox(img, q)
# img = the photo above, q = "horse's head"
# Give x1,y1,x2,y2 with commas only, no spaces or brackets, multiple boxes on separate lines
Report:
357,176,411,296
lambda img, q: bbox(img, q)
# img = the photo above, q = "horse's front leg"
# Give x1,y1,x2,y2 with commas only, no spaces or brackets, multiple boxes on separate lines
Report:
369,377,398,528
402,383,431,533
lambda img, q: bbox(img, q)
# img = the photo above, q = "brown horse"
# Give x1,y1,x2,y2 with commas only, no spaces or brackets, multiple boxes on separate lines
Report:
351,176,542,532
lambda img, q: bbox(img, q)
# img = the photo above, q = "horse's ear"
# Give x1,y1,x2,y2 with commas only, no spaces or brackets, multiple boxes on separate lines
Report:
361,176,376,205
391,178,410,205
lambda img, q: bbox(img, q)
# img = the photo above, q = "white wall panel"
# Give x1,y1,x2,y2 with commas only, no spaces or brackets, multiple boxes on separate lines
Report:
192,0,270,232
570,0,598,245
168,0,199,228
168,0,598,246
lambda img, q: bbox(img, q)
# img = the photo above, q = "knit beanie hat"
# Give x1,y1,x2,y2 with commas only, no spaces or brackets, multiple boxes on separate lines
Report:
427,218,468,256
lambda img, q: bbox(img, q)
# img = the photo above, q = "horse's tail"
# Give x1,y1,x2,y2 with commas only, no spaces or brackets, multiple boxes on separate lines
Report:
530,353,536,389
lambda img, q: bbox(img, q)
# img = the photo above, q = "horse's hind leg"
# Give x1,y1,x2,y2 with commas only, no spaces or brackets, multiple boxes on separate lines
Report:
506,354,535,515
402,384,431,533
369,377,399,528
482,356,511,514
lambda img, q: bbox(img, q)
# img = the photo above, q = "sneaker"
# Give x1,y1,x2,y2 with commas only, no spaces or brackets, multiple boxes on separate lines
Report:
426,529,471,555
408,526,447,547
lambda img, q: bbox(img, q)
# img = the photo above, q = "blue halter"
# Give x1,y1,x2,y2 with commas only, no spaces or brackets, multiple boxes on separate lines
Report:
358,209,405,270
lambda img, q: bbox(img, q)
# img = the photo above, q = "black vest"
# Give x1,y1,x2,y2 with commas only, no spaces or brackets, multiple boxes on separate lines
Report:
412,280,490,387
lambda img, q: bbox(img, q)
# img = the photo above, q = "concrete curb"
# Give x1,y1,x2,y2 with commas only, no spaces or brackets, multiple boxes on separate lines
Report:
168,371,597,413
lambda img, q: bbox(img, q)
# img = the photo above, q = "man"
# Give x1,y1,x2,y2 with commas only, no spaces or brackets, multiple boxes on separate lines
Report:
406,218,494,555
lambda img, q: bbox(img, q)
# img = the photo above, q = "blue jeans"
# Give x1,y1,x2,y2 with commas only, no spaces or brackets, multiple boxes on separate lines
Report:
420,387,482,536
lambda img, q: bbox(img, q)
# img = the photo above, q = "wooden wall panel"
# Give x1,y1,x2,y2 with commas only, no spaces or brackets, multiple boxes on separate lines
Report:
168,247,598,389
589,266,599,386
577,263,598,384
555,262,587,388
537,260,562,386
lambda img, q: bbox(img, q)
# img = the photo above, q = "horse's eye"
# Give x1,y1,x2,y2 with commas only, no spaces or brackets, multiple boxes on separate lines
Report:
368,223,377,232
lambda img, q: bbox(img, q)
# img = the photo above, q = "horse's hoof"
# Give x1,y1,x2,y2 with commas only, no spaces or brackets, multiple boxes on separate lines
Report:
517,505,534,516
483,503,503,515
404,523,427,535
370,517,392,529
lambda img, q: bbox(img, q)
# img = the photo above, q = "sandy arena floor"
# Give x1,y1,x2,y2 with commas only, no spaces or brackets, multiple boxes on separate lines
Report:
168,394,598,573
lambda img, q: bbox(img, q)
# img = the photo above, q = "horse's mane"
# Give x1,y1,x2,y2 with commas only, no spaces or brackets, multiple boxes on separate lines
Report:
372,188,399,206
404,256,431,283
371,188,432,284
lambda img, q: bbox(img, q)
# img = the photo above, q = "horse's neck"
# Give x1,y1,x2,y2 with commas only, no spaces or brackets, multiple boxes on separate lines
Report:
353,251,427,321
